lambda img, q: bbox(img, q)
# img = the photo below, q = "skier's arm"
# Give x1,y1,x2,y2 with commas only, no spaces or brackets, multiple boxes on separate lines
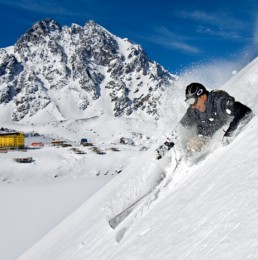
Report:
180,107,196,129
222,100,252,137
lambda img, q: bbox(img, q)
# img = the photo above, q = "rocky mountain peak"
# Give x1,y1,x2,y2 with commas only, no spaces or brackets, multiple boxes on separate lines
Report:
31,18,62,34
0,19,176,122
16,19,62,47
85,20,100,29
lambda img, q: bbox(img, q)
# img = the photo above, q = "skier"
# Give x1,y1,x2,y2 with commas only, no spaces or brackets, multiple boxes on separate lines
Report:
180,82,253,153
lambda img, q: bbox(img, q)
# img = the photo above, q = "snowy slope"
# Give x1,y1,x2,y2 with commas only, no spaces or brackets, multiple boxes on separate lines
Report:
18,58,258,259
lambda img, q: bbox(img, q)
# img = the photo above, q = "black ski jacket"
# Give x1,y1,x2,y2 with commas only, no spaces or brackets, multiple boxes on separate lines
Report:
180,90,252,137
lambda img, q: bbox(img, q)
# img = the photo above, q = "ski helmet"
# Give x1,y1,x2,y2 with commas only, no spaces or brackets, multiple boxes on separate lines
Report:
185,83,208,106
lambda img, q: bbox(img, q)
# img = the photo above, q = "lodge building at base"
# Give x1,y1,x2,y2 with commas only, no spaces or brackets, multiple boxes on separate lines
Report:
0,132,25,149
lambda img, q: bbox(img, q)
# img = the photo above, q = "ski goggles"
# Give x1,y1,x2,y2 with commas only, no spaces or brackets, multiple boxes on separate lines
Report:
185,96,198,106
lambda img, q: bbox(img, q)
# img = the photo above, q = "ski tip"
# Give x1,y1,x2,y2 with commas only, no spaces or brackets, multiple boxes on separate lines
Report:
109,220,117,229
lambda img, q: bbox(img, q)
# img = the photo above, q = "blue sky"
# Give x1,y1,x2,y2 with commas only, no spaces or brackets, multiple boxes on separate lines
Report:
0,0,258,74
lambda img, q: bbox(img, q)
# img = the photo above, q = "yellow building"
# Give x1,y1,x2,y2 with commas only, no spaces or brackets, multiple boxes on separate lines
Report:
0,132,25,149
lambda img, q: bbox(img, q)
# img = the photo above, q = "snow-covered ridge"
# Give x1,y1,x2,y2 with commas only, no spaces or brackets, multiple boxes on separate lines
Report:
0,18,176,123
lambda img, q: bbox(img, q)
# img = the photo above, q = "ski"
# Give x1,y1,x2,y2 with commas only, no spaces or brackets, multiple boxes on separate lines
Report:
109,168,170,230
113,157,184,243
109,141,180,230
109,187,156,229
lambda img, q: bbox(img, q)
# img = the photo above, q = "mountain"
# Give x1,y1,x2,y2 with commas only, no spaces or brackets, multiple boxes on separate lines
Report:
0,19,176,122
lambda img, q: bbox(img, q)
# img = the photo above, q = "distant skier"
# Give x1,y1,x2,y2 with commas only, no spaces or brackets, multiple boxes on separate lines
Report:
180,82,253,153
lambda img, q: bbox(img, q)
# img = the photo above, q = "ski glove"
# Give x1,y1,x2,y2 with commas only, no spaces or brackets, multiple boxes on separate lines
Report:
186,136,208,153
222,135,233,146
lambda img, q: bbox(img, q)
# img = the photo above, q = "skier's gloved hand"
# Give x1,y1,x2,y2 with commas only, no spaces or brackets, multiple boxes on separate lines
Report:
222,135,233,146
223,129,233,138
222,130,234,146
186,135,207,153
